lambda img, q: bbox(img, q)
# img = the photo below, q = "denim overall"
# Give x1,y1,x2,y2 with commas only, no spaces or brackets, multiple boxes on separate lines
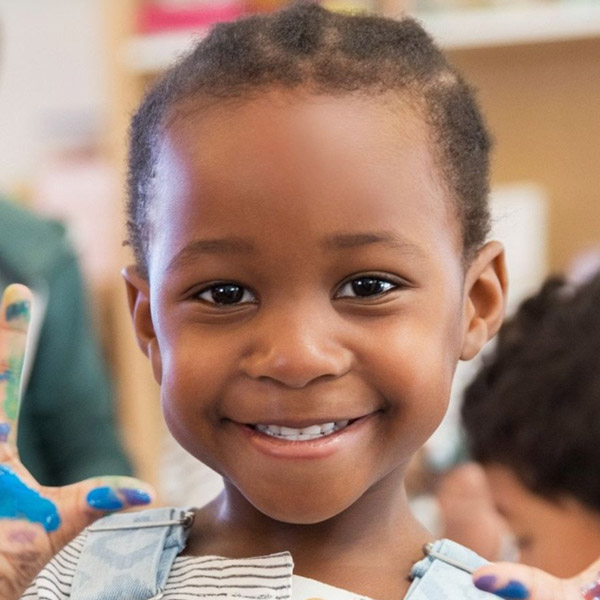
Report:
70,508,493,600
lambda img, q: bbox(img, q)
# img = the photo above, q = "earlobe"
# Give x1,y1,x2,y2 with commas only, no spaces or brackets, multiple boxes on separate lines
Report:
460,241,508,361
122,265,163,383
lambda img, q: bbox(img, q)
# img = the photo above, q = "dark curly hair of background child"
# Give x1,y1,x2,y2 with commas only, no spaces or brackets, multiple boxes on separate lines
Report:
462,271,600,577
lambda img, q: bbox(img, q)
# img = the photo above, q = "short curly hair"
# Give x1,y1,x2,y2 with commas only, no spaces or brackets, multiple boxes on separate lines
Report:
462,271,600,511
127,2,492,276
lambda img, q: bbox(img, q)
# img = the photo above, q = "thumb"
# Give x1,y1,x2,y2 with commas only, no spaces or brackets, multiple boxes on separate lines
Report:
472,559,594,600
49,476,155,548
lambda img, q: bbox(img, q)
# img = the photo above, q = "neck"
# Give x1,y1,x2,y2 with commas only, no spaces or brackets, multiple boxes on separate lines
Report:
186,468,432,600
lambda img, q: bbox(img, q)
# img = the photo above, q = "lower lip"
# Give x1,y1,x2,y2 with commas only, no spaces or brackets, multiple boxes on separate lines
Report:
236,414,377,460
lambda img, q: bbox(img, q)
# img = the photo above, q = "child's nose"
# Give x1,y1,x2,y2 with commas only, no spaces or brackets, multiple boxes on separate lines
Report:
240,305,353,388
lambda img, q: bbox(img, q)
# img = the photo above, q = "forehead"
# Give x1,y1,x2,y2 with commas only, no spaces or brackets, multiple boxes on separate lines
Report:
149,91,459,271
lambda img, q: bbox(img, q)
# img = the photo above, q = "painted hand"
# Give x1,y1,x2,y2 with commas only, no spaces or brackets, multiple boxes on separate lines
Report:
0,284,155,600
472,557,600,600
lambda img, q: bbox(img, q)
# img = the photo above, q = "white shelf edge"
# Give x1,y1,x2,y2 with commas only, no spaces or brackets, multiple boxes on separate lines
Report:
123,3,600,73
417,3,600,50
123,30,208,74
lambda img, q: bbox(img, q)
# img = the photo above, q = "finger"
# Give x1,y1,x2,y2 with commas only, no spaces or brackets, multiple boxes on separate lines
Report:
472,562,571,600
47,476,156,550
1,469,154,543
0,284,33,449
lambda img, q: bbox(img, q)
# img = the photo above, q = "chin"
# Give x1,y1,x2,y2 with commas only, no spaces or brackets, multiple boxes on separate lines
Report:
254,503,348,525
242,485,362,525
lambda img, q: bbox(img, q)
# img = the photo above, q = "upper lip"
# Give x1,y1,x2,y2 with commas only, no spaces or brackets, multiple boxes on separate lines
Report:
231,412,378,428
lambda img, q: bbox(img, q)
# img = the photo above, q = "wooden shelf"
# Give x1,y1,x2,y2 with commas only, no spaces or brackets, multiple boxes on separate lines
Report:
123,2,600,73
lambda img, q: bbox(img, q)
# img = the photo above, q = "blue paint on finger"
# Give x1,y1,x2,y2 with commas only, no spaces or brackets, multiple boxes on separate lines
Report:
5,301,30,321
493,581,530,599
0,465,61,531
87,487,124,511
0,369,11,382
119,488,152,506
0,423,10,442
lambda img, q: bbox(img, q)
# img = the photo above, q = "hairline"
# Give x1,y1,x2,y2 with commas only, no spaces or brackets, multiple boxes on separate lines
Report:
139,85,475,276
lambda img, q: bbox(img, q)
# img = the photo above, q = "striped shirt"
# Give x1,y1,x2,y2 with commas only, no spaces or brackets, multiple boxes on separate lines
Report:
21,534,372,600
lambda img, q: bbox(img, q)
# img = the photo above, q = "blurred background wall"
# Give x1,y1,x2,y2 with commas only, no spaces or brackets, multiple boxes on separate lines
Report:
0,0,108,189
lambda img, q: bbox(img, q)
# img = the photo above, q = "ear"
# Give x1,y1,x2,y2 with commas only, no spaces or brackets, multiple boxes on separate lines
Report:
460,241,508,361
122,265,163,384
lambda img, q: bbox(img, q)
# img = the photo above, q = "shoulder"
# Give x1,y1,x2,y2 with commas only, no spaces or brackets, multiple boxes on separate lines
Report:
21,532,87,600
406,539,496,600
0,198,73,283
21,508,184,599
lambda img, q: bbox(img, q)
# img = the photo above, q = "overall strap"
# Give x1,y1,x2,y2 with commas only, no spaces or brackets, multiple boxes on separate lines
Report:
405,539,492,600
71,507,194,600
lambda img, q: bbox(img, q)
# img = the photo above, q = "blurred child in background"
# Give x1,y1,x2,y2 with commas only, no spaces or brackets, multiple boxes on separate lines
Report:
462,271,600,578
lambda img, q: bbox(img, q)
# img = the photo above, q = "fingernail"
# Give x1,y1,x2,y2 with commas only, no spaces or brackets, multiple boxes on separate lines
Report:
474,575,529,599
87,487,124,511
0,423,10,442
119,488,152,506
474,575,498,592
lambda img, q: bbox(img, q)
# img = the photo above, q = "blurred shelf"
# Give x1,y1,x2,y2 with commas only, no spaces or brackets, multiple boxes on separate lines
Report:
124,30,207,74
419,2,600,50
123,2,600,73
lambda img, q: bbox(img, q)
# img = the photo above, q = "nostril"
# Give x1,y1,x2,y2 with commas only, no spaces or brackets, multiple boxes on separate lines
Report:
242,344,352,388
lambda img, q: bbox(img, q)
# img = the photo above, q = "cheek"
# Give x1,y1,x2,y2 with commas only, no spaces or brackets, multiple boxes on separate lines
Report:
158,332,234,452
368,316,458,411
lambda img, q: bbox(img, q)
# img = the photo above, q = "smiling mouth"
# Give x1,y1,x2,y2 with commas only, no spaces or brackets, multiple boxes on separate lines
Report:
249,419,360,441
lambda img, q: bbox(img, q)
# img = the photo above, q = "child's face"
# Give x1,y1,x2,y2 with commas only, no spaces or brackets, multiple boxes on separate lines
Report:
127,90,504,524
484,464,600,577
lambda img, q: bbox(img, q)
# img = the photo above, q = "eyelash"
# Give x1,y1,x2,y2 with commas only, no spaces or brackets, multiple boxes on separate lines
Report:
194,275,403,307
335,276,399,299
195,283,258,306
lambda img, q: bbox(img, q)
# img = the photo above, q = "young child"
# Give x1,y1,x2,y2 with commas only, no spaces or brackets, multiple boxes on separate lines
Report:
0,4,515,599
462,272,600,579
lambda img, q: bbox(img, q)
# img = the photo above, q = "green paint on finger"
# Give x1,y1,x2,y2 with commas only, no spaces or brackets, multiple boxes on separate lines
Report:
5,301,30,322
3,353,23,420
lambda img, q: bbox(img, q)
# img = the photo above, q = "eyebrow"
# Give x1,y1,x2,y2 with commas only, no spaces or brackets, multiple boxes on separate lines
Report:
167,230,425,273
323,231,425,258
167,237,255,272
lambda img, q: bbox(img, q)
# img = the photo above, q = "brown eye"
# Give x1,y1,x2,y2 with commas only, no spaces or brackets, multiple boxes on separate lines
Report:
337,277,396,299
197,283,256,305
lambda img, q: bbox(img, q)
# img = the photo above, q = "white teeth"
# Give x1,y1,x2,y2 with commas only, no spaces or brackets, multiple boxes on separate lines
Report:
300,425,323,435
255,420,351,441
279,426,301,436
